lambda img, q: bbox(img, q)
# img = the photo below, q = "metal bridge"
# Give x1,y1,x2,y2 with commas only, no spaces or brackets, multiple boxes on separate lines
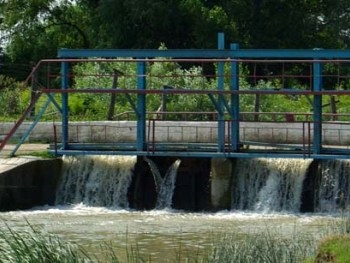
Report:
2,33,350,159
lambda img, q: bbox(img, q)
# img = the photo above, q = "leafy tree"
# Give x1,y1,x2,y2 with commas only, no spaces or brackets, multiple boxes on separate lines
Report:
2,0,350,71
0,0,91,79
220,0,350,49
0,75,26,116
86,0,199,49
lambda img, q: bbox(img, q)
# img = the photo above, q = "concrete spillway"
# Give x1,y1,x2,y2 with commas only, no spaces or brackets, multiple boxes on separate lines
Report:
0,157,62,211
0,154,347,213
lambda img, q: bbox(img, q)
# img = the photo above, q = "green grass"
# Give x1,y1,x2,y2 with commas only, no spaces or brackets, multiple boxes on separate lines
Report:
0,220,95,262
207,230,316,263
15,150,56,158
312,235,350,263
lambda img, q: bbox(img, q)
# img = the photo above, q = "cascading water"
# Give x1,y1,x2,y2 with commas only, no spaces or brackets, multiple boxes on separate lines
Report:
143,157,182,209
55,155,136,208
155,159,181,209
318,159,350,212
54,155,350,213
231,158,312,212
143,157,162,193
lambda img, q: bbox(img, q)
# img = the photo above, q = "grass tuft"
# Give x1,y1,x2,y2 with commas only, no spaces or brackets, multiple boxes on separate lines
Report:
0,220,95,263
207,229,317,263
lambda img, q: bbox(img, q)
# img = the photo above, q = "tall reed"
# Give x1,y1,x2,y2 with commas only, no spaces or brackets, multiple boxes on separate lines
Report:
0,220,95,262
206,229,317,263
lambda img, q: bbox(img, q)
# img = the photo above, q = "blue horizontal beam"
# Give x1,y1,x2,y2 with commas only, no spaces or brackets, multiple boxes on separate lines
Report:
231,49,350,59
58,49,232,58
58,48,350,59
50,149,350,160
41,88,350,96
50,143,350,160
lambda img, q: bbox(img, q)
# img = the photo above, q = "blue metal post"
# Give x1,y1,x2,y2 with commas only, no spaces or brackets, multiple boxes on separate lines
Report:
61,61,69,149
230,43,240,151
217,32,225,152
11,97,52,156
313,60,323,154
137,61,146,151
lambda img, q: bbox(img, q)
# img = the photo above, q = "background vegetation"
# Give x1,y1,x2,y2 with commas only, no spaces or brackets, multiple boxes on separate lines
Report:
1,0,350,121
1,0,350,80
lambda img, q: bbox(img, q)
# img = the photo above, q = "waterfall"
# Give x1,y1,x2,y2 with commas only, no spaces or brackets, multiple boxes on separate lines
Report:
144,157,182,209
318,160,350,212
231,158,311,212
155,159,181,209
143,157,163,193
54,155,350,213
55,155,136,208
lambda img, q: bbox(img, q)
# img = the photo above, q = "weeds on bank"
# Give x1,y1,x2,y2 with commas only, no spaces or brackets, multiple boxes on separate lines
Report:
0,220,93,262
0,220,148,263
330,215,350,235
1,217,350,263
207,228,316,263
16,150,56,158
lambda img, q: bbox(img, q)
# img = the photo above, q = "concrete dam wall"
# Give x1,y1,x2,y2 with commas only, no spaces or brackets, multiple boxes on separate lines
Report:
0,157,62,211
0,155,343,213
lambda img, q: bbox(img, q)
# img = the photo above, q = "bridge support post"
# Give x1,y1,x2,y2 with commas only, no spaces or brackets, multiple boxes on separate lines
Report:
313,59,323,154
61,61,69,149
230,43,240,151
217,33,225,152
210,158,232,210
137,62,146,151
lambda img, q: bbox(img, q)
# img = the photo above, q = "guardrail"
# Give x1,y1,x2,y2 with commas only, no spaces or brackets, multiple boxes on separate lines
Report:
115,111,350,122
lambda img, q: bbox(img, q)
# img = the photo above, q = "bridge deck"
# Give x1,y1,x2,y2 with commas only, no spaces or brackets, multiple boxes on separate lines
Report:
48,141,350,159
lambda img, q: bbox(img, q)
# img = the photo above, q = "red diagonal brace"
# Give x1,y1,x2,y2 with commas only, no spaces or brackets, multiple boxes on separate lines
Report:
0,92,42,151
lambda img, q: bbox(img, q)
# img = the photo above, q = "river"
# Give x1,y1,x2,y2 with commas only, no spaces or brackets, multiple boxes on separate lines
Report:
1,155,349,261
0,205,345,262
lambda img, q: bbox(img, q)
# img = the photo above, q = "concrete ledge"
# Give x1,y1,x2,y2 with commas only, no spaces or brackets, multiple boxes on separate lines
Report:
0,157,62,211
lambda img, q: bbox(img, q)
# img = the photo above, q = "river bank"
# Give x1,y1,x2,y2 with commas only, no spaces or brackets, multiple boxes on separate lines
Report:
0,143,50,158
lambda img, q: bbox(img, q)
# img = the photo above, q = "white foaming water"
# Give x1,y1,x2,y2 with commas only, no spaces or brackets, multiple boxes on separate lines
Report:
231,158,312,212
55,155,350,213
55,155,136,208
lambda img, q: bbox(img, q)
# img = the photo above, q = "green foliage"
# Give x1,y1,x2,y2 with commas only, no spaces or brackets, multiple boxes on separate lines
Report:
312,235,350,263
72,59,137,119
3,58,350,122
0,75,27,116
208,229,316,263
2,0,350,83
0,220,95,262
71,56,218,120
